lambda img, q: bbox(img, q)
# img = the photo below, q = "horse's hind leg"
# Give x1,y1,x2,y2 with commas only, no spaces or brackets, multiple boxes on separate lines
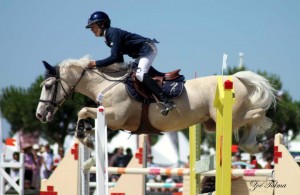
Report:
238,107,273,153
239,125,267,154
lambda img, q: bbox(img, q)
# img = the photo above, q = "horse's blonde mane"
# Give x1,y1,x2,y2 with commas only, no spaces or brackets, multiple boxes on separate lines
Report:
58,55,128,79
59,55,91,68
58,55,125,69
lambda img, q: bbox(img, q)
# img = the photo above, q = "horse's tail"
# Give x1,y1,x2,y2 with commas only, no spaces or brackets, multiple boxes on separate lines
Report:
234,71,276,110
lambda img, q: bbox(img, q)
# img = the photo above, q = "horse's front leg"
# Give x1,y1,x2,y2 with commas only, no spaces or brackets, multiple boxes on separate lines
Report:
78,106,97,120
76,107,98,149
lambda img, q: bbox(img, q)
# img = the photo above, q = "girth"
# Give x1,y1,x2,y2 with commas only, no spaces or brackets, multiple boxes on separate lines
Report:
129,104,163,135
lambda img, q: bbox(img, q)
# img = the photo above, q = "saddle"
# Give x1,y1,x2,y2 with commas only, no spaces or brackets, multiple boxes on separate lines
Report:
126,64,185,103
124,63,185,135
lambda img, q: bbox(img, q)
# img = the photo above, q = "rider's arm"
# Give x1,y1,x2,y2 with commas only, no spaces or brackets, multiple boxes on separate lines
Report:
95,28,124,68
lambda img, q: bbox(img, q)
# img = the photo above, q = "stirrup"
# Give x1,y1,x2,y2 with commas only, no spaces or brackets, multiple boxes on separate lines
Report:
160,102,176,116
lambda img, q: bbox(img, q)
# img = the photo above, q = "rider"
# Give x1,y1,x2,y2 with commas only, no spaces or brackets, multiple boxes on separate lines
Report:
85,11,175,116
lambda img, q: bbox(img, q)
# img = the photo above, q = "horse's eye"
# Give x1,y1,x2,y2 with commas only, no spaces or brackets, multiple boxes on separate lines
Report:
45,84,52,90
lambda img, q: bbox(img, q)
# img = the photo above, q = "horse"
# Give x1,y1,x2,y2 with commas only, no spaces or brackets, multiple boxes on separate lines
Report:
36,55,276,154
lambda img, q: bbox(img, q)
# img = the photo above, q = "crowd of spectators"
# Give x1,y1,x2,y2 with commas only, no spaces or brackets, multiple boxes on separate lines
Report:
8,143,65,190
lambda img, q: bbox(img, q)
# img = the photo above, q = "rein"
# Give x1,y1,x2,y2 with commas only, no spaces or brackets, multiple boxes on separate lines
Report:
88,68,130,104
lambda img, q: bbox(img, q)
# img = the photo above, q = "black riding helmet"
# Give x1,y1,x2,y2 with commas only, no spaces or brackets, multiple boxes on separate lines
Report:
86,11,111,29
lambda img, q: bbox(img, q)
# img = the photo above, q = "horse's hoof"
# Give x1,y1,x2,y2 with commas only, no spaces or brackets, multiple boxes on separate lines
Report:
258,143,267,153
76,131,85,139
82,156,95,171
76,119,85,138
77,119,85,129
84,121,93,131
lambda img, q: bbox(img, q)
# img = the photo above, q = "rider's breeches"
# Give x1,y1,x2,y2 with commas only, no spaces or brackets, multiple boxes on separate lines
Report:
135,43,157,82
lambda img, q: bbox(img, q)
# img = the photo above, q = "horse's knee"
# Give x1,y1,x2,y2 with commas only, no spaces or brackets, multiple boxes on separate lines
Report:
77,107,88,119
77,107,97,121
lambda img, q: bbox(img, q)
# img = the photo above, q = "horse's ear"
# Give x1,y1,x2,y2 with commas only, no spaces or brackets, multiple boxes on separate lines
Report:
42,61,56,76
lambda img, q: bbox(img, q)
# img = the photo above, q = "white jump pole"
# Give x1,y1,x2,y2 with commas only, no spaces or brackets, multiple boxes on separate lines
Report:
80,144,91,195
95,106,109,195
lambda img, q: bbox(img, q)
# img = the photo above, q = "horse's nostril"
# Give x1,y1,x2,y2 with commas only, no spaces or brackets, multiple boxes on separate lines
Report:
37,113,42,119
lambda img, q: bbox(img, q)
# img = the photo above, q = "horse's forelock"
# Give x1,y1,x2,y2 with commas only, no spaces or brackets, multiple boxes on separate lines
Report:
40,77,54,87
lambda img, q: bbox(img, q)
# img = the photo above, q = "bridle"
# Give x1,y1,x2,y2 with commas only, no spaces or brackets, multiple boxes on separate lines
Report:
39,64,132,108
39,67,86,109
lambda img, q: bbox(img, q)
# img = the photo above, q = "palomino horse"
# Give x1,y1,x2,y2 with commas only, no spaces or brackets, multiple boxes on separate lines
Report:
36,56,276,154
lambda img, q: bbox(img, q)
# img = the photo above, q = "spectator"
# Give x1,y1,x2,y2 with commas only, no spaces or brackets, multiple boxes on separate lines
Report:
147,154,158,181
124,148,133,166
10,152,20,180
250,155,262,169
110,146,126,167
52,147,65,170
232,153,245,169
264,156,274,169
41,144,54,179
32,144,43,189
147,154,157,168
23,144,35,189
109,146,126,181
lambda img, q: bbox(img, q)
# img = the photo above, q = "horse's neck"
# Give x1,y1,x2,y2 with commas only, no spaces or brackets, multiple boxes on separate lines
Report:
75,69,127,101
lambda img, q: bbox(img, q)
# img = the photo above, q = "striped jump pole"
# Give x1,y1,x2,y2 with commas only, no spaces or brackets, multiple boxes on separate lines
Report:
90,167,190,176
201,169,273,177
213,76,235,195
90,182,184,189
89,166,273,177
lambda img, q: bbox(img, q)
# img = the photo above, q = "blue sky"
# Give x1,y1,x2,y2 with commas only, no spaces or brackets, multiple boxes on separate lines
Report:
1,0,300,136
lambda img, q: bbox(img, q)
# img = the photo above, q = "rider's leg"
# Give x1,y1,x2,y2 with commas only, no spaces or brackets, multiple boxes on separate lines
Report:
135,46,175,116
142,73,175,116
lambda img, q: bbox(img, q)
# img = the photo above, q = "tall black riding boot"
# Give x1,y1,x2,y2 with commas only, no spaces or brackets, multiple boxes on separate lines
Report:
142,74,176,116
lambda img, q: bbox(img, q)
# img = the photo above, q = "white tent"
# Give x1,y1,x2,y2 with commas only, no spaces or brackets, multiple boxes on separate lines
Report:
151,132,189,167
289,141,300,152
107,131,138,154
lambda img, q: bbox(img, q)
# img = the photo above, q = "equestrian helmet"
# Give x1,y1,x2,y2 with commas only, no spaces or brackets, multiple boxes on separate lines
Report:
86,11,111,29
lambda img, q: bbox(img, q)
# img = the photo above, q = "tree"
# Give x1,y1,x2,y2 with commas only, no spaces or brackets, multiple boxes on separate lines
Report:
0,76,91,145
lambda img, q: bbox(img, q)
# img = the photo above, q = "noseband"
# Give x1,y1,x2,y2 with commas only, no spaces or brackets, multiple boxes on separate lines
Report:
39,68,86,108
